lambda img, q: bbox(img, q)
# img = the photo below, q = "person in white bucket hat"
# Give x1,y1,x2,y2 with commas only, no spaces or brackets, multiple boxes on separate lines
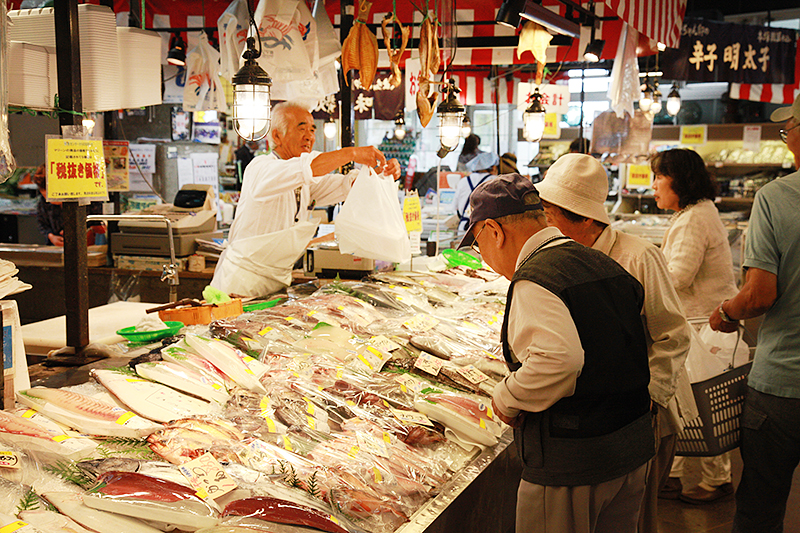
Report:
536,153,694,533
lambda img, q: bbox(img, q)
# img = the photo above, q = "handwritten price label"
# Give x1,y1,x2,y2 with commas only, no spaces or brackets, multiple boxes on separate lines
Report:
456,364,490,384
391,408,434,427
394,373,424,393
403,314,439,333
0,451,20,469
356,432,390,458
179,452,237,500
414,352,444,376
370,335,402,353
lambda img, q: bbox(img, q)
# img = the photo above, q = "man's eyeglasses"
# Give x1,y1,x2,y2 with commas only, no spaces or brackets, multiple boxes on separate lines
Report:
470,223,486,254
780,121,800,143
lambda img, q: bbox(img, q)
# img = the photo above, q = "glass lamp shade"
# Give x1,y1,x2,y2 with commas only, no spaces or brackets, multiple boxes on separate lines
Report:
437,79,466,151
650,88,663,114
439,112,463,149
323,118,337,139
639,86,653,112
523,110,545,142
666,86,681,116
394,112,406,140
232,49,273,142
522,87,546,142
461,116,472,138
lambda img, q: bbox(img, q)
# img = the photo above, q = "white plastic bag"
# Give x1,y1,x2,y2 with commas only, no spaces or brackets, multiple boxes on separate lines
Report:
335,166,411,263
217,0,250,82
684,323,750,383
253,0,318,83
183,33,228,113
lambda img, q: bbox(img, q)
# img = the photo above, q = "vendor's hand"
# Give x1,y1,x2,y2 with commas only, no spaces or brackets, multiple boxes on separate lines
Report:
350,146,387,169
709,305,739,333
382,158,402,181
492,398,523,428
48,233,64,247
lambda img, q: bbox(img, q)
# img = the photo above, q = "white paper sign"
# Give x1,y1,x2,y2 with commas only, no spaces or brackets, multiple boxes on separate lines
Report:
414,352,444,376
129,144,156,174
517,83,571,115
177,157,194,189
743,125,762,152
405,58,422,112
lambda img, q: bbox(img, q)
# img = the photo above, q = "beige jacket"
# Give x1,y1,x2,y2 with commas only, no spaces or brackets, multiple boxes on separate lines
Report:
594,226,697,433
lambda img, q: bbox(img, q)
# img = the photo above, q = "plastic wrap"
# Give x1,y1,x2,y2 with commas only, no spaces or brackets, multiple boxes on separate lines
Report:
136,361,231,405
0,409,98,462
147,417,245,465
81,471,219,531
221,496,352,533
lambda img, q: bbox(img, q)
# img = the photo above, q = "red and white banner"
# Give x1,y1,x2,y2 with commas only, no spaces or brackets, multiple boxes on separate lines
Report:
603,0,687,49
730,37,800,105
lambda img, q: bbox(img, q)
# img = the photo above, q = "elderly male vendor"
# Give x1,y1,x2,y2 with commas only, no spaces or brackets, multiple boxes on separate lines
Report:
212,101,401,296
460,174,655,533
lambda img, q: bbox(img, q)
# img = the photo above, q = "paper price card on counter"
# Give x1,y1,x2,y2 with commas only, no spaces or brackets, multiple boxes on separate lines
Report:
457,364,490,384
370,335,402,353
356,431,390,458
414,352,444,376
179,452,237,500
394,373,425,393
403,314,439,332
46,138,107,200
0,451,20,469
391,408,434,427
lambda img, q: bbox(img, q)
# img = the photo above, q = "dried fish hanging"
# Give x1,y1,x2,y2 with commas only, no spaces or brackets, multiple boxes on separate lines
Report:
341,0,379,89
381,0,410,90
415,0,441,127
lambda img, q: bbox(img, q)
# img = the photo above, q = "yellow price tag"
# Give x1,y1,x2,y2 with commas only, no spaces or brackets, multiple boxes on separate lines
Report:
21,410,36,419
373,466,383,483
349,445,360,457
283,435,293,452
0,520,29,533
258,326,273,336
115,411,136,425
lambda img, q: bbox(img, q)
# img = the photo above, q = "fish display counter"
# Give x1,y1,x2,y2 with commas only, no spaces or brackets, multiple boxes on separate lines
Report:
0,266,523,533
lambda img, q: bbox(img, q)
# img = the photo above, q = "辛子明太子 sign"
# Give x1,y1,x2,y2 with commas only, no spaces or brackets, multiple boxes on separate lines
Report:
46,138,107,200
661,18,796,85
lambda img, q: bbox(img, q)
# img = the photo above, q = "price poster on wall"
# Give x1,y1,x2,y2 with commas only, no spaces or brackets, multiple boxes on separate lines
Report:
680,125,707,145
627,164,653,188
45,137,107,201
103,140,130,192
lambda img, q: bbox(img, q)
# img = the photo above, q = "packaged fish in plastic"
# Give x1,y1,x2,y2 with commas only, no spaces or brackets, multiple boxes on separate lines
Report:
0,409,98,462
42,491,165,533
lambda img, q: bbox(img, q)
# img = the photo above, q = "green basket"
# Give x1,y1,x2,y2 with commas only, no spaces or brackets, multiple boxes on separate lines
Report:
442,249,483,269
116,321,184,343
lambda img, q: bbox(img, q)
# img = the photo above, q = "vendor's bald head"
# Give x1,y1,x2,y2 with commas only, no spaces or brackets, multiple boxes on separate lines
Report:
269,102,316,159
459,174,548,279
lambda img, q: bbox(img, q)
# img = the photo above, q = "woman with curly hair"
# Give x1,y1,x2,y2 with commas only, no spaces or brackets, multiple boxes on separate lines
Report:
651,147,739,504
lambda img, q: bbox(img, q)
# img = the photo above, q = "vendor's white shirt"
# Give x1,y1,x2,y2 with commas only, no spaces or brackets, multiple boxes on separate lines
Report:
493,228,584,418
227,151,353,243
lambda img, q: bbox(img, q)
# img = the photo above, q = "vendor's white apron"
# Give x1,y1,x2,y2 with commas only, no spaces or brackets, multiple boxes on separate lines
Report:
211,220,317,298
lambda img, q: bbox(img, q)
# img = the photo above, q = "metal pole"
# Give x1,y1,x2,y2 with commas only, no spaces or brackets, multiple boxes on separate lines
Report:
340,0,354,149
55,0,89,352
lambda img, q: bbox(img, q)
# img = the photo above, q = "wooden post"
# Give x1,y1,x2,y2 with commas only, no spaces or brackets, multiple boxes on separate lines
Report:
55,0,89,352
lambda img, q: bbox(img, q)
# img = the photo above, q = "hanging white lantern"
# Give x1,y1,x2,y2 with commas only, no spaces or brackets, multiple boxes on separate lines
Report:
437,79,466,153
522,87,546,142
232,35,273,141
394,111,406,140
323,116,337,139
666,85,681,117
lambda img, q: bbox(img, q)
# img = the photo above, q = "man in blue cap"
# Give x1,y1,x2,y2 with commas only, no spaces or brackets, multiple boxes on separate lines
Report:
461,173,655,533
455,151,499,232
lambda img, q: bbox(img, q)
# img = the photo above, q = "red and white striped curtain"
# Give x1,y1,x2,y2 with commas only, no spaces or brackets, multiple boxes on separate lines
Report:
730,37,800,105
603,0,687,49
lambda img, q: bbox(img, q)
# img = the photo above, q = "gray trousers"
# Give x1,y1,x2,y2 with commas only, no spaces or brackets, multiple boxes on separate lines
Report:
516,463,648,533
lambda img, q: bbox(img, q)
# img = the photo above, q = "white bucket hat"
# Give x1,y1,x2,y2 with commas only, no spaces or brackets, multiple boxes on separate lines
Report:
535,153,610,225
770,92,800,122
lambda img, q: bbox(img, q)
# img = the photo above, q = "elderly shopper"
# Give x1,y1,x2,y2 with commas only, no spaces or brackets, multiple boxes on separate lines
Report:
535,153,693,532
461,173,655,533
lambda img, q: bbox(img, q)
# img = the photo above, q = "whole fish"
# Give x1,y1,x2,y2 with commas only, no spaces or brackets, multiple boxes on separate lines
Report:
161,345,236,389
18,510,95,533
77,458,190,488
0,409,97,462
91,369,218,424
0,513,46,533
222,496,349,533
42,492,163,533
135,361,230,404
184,335,267,394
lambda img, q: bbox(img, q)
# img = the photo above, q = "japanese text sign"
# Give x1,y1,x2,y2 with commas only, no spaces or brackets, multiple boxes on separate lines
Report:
179,451,237,500
517,83,570,115
103,140,130,192
680,125,707,145
403,193,422,232
46,138,107,201
627,164,652,188
661,18,796,84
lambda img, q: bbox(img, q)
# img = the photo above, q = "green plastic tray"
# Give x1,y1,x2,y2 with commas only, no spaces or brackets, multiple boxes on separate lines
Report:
442,248,483,269
116,321,184,343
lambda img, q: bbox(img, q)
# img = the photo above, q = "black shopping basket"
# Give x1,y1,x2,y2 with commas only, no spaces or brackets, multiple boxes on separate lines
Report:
676,321,752,457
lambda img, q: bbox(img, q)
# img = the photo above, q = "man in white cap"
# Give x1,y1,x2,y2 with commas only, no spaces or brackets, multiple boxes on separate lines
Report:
708,93,800,532
535,153,694,533
455,151,499,231
460,174,654,533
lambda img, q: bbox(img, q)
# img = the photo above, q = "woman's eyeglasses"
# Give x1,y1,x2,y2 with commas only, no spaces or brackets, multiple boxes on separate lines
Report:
780,121,800,143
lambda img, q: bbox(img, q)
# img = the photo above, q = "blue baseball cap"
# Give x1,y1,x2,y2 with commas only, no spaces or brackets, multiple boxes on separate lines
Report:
458,173,543,249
